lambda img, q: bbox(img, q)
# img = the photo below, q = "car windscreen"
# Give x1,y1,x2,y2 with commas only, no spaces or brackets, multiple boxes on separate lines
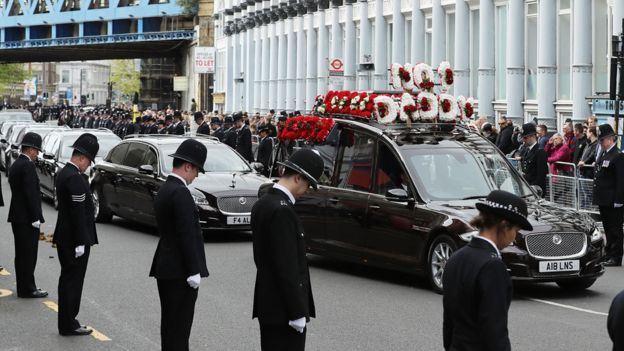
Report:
60,134,120,160
160,143,252,173
402,147,532,201
0,113,32,123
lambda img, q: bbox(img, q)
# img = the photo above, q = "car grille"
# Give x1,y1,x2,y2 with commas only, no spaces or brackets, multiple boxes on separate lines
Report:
525,232,587,259
217,195,258,214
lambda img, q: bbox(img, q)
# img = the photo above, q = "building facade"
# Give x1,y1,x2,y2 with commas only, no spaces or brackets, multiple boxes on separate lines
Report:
214,0,624,129
56,60,111,106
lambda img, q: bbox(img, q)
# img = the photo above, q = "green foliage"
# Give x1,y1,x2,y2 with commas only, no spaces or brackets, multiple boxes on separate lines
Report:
176,0,198,15
110,59,140,101
0,64,28,93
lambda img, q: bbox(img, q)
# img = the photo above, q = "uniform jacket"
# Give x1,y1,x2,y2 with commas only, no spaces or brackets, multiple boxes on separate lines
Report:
443,237,512,351
197,122,211,135
256,137,273,167
236,125,254,162
150,176,209,279
171,122,185,135
213,127,225,142
579,140,599,178
144,124,159,134
251,187,315,324
608,290,624,351
8,154,44,224
223,127,237,149
593,145,624,207
521,144,548,193
53,163,98,248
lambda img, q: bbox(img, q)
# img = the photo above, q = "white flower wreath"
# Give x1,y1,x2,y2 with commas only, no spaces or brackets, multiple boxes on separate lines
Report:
437,61,454,92
399,93,419,122
438,93,457,122
456,95,467,119
390,63,402,89
401,63,415,91
417,91,438,120
414,63,435,92
374,95,399,124
350,95,361,111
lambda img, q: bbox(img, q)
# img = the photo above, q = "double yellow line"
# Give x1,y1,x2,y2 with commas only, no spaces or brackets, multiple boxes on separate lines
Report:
42,301,111,341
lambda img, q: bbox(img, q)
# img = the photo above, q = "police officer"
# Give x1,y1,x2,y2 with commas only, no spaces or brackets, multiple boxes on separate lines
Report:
209,117,222,137
608,289,624,350
251,149,324,351
170,111,185,135
256,126,273,177
53,133,99,336
8,132,47,298
195,112,211,135
593,124,624,266
443,190,532,351
234,112,253,162
150,139,209,351
519,123,548,196
222,116,237,148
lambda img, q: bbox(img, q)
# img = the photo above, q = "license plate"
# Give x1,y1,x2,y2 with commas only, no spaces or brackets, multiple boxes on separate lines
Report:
538,260,580,273
227,216,250,225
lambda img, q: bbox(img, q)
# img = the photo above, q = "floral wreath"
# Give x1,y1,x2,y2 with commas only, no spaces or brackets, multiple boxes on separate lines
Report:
414,63,435,92
374,95,399,124
314,95,326,114
399,92,419,122
438,93,457,122
417,91,438,120
437,61,454,92
278,116,336,143
399,63,415,91
457,96,475,120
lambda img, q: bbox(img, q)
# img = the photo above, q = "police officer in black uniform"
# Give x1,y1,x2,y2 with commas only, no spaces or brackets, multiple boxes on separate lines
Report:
256,126,273,177
251,149,324,351
161,115,174,134
171,111,185,135
234,112,253,162
222,116,237,148
195,112,211,135
211,117,224,140
53,133,99,336
8,132,47,298
150,139,209,351
593,124,624,266
519,123,548,196
443,190,532,351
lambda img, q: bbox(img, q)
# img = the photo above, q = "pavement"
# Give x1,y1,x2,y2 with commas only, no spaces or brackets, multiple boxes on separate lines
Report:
0,174,622,351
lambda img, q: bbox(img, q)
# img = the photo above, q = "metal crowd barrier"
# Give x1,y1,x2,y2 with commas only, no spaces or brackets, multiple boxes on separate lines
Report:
545,162,599,214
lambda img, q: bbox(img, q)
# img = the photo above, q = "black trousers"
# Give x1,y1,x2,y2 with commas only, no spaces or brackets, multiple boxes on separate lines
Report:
11,223,39,296
156,279,198,351
259,322,307,351
57,245,90,333
600,206,624,260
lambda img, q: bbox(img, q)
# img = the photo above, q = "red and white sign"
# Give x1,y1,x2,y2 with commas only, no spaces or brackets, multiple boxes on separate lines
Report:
195,47,216,74
329,58,344,76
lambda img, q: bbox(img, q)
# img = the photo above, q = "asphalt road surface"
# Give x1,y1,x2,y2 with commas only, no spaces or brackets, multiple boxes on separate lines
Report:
0,175,621,351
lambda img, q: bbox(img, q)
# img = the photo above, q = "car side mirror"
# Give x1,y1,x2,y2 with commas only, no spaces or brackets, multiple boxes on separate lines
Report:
250,162,264,173
531,185,543,197
138,165,154,175
43,153,54,160
10,144,17,150
386,188,411,202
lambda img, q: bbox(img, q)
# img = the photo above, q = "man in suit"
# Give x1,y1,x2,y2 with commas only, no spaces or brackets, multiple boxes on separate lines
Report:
495,116,515,155
195,112,211,136
150,139,209,351
234,112,253,162
251,149,324,351
443,190,532,351
256,127,273,177
593,124,624,266
608,289,624,350
519,123,548,196
8,132,47,298
170,111,186,135
222,116,237,148
53,133,99,336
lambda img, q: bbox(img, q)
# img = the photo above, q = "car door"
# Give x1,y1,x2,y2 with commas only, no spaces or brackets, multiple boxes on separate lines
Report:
40,134,60,196
323,127,373,259
133,145,162,224
115,142,150,219
95,143,130,214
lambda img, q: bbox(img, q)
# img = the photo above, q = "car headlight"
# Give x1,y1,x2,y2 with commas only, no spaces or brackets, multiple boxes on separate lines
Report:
591,227,605,243
192,194,210,206
459,230,479,242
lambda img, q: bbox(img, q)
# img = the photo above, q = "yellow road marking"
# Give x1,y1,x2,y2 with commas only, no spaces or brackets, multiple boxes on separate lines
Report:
42,301,111,341
0,269,11,276
0,289,13,298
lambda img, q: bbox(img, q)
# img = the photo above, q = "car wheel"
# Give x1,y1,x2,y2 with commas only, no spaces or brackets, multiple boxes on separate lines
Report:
427,234,457,294
556,278,597,291
92,188,113,223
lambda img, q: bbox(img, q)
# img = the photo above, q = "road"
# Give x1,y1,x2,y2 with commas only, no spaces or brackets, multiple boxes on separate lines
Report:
0,174,621,351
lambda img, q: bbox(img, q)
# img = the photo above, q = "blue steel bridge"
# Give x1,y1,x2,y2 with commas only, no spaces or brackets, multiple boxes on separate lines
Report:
0,0,194,62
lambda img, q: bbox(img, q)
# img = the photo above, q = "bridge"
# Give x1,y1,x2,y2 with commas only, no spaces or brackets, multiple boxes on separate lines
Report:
0,0,195,62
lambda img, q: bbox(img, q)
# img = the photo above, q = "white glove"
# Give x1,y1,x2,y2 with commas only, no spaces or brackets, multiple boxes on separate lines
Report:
288,317,306,334
75,245,85,258
186,274,201,289
32,220,41,229
616,203,623,208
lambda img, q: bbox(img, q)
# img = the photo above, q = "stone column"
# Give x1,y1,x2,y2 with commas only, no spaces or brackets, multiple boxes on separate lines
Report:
537,0,557,126
478,0,495,117
506,0,525,124
344,0,357,90
572,0,592,121
391,0,405,64
306,3,318,111
357,0,372,90
453,0,469,97
286,13,296,110
411,0,424,63
329,1,343,90
614,0,624,35
245,15,255,112
317,5,329,95
296,5,308,112
232,11,242,111
226,20,234,112
431,0,445,66
277,13,287,110
269,14,278,110
253,10,263,112
373,0,387,89
260,21,269,113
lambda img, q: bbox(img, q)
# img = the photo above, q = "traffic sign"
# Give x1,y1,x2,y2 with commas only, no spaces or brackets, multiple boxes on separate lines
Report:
329,58,344,76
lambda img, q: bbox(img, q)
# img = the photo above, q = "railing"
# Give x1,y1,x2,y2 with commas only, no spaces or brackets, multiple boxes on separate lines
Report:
545,161,598,214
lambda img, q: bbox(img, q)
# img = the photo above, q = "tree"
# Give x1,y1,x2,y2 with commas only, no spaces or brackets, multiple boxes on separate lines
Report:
0,64,28,94
176,0,198,15
110,59,140,102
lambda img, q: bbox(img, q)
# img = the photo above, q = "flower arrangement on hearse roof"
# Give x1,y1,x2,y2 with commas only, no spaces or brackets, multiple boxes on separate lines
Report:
278,62,476,142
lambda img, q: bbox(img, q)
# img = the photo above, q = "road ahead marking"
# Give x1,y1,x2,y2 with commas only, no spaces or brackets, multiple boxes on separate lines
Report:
525,297,608,316
42,301,111,341
0,268,11,276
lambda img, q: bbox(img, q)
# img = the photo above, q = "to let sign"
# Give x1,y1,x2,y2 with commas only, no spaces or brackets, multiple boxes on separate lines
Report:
195,47,216,74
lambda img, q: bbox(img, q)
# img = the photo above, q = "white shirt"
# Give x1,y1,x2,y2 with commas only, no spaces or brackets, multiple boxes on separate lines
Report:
474,236,501,258
273,183,295,205
170,172,188,186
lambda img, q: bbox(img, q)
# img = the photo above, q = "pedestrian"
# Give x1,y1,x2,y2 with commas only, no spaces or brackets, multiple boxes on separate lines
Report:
495,117,515,155
593,124,624,267
443,190,532,351
53,133,99,336
608,290,624,350
537,124,549,149
573,123,588,165
222,116,237,148
256,126,273,177
195,112,211,135
190,98,197,113
8,132,47,298
234,112,253,162
578,126,599,179
251,149,324,351
545,133,573,176
562,121,577,152
519,123,548,195
149,139,209,351
481,123,497,144
209,117,221,136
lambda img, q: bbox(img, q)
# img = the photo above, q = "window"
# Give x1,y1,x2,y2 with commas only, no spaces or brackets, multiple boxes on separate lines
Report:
495,5,507,99
526,2,538,100
593,0,609,93
61,70,70,83
122,143,149,168
108,143,129,164
336,129,374,191
305,126,339,186
375,143,408,196
43,135,58,155
558,0,572,100
143,147,158,170
470,9,480,98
